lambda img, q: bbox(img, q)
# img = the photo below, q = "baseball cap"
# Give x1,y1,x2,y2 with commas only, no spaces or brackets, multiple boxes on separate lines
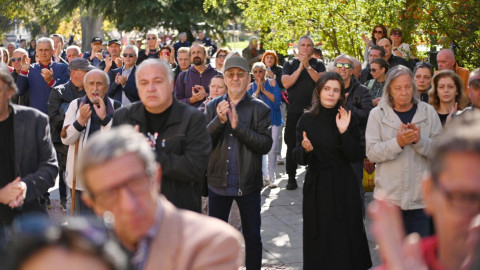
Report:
108,39,122,46
69,58,97,71
91,37,102,43
223,56,249,72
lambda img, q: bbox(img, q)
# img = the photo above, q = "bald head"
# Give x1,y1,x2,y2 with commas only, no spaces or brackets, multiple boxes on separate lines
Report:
437,49,456,71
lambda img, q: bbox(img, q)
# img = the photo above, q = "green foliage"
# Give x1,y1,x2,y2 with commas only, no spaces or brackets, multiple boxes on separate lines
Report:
205,0,480,69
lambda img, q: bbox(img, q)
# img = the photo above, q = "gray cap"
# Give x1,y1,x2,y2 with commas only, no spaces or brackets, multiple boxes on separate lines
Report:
69,58,97,71
223,56,249,72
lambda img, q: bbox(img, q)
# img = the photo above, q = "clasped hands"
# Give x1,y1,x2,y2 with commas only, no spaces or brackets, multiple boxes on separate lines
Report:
396,123,421,147
0,177,27,208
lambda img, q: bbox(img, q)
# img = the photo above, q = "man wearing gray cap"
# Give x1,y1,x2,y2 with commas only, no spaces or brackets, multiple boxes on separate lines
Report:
205,56,273,269
48,58,96,210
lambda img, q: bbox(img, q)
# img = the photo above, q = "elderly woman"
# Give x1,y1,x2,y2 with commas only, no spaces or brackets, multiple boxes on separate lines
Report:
429,70,469,126
248,62,283,188
366,65,442,237
294,72,371,269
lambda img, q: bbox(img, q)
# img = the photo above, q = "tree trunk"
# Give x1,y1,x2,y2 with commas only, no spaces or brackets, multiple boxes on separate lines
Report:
80,6,104,52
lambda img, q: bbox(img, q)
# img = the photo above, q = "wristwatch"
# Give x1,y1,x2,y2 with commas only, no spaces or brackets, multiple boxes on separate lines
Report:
307,66,312,70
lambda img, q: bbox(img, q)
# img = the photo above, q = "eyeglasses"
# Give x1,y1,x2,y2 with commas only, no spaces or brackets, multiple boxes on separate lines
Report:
91,173,152,207
436,182,480,215
147,37,157,40
392,33,402,37
374,30,383,34
224,71,247,79
122,53,135,58
217,54,227,59
335,62,352,69
10,57,22,62
253,70,265,74
160,52,170,56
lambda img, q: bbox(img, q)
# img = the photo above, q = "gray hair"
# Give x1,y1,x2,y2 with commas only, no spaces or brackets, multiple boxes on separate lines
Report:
146,32,158,38
0,63,18,94
12,48,28,56
83,69,110,86
469,68,480,86
381,65,419,107
179,32,187,38
430,110,480,182
136,59,174,84
252,62,266,71
37,37,54,50
66,45,82,55
334,53,354,68
298,35,314,46
77,125,157,194
123,45,138,57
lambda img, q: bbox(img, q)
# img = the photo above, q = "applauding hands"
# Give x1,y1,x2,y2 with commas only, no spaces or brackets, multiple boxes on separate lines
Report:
336,106,351,134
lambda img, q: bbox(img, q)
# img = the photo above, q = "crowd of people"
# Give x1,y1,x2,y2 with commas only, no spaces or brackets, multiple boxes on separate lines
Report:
0,24,479,270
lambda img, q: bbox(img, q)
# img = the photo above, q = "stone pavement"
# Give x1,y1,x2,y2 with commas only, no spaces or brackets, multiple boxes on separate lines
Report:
48,162,382,270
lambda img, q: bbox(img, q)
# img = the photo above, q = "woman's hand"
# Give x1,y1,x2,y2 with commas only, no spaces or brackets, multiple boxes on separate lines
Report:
336,106,351,134
302,131,313,153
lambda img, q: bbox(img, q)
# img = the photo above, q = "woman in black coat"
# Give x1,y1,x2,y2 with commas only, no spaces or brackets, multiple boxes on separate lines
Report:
293,72,372,270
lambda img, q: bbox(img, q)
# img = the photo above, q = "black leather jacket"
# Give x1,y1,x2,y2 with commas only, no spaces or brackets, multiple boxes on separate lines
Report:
205,93,272,196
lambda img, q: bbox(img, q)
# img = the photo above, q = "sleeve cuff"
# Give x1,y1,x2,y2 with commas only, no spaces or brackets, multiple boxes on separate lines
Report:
20,70,29,76
73,120,86,132
101,115,112,126
48,79,56,87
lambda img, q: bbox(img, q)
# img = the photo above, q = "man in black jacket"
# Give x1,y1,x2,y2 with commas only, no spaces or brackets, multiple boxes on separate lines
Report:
205,56,272,269
48,58,94,210
334,54,373,216
112,59,211,213
0,65,58,250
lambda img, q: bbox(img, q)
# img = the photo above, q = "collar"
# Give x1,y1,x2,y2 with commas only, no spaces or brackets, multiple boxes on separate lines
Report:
130,99,184,133
39,61,53,68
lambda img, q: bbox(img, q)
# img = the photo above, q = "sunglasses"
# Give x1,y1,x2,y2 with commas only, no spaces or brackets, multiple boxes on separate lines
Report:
392,33,402,37
217,54,227,59
370,68,380,73
147,37,157,40
335,62,352,69
10,57,22,62
160,52,170,56
253,70,265,74
123,53,135,58
374,30,383,34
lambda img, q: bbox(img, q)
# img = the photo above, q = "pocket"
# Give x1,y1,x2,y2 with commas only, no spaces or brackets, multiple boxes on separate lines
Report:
159,134,186,154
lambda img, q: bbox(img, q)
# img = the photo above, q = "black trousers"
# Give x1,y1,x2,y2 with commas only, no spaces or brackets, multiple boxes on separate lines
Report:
284,112,303,179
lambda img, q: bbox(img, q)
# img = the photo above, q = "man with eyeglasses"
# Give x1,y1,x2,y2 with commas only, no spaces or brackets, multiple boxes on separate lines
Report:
370,110,480,270
334,54,372,217
78,125,243,270
137,33,160,65
377,38,410,70
113,59,211,213
359,45,385,84
174,43,221,108
281,35,325,190
205,56,272,269
107,45,140,106
101,39,123,74
9,48,29,105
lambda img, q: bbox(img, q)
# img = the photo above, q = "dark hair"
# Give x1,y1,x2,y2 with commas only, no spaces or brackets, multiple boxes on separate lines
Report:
430,111,480,182
371,24,388,45
7,215,131,270
370,57,388,74
313,47,323,57
159,46,171,53
414,62,434,77
306,72,345,116
51,33,64,44
369,45,385,58
429,70,469,110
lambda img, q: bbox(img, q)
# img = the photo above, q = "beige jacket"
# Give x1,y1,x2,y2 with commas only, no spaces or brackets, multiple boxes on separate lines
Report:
145,197,244,270
366,101,442,210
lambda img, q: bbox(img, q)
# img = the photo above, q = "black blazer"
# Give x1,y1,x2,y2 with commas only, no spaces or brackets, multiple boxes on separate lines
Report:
107,66,140,104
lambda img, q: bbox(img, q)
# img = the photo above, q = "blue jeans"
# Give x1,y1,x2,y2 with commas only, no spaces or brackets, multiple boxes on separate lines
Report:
402,209,430,237
209,189,262,270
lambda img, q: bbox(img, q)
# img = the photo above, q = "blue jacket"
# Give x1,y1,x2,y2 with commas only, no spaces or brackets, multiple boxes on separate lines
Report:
17,61,70,114
248,79,283,126
107,66,140,104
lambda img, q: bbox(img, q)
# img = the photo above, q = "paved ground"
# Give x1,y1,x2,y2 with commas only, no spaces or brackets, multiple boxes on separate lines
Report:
48,160,381,270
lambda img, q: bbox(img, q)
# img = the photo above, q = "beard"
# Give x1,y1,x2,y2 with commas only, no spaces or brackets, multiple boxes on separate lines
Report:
193,57,203,66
